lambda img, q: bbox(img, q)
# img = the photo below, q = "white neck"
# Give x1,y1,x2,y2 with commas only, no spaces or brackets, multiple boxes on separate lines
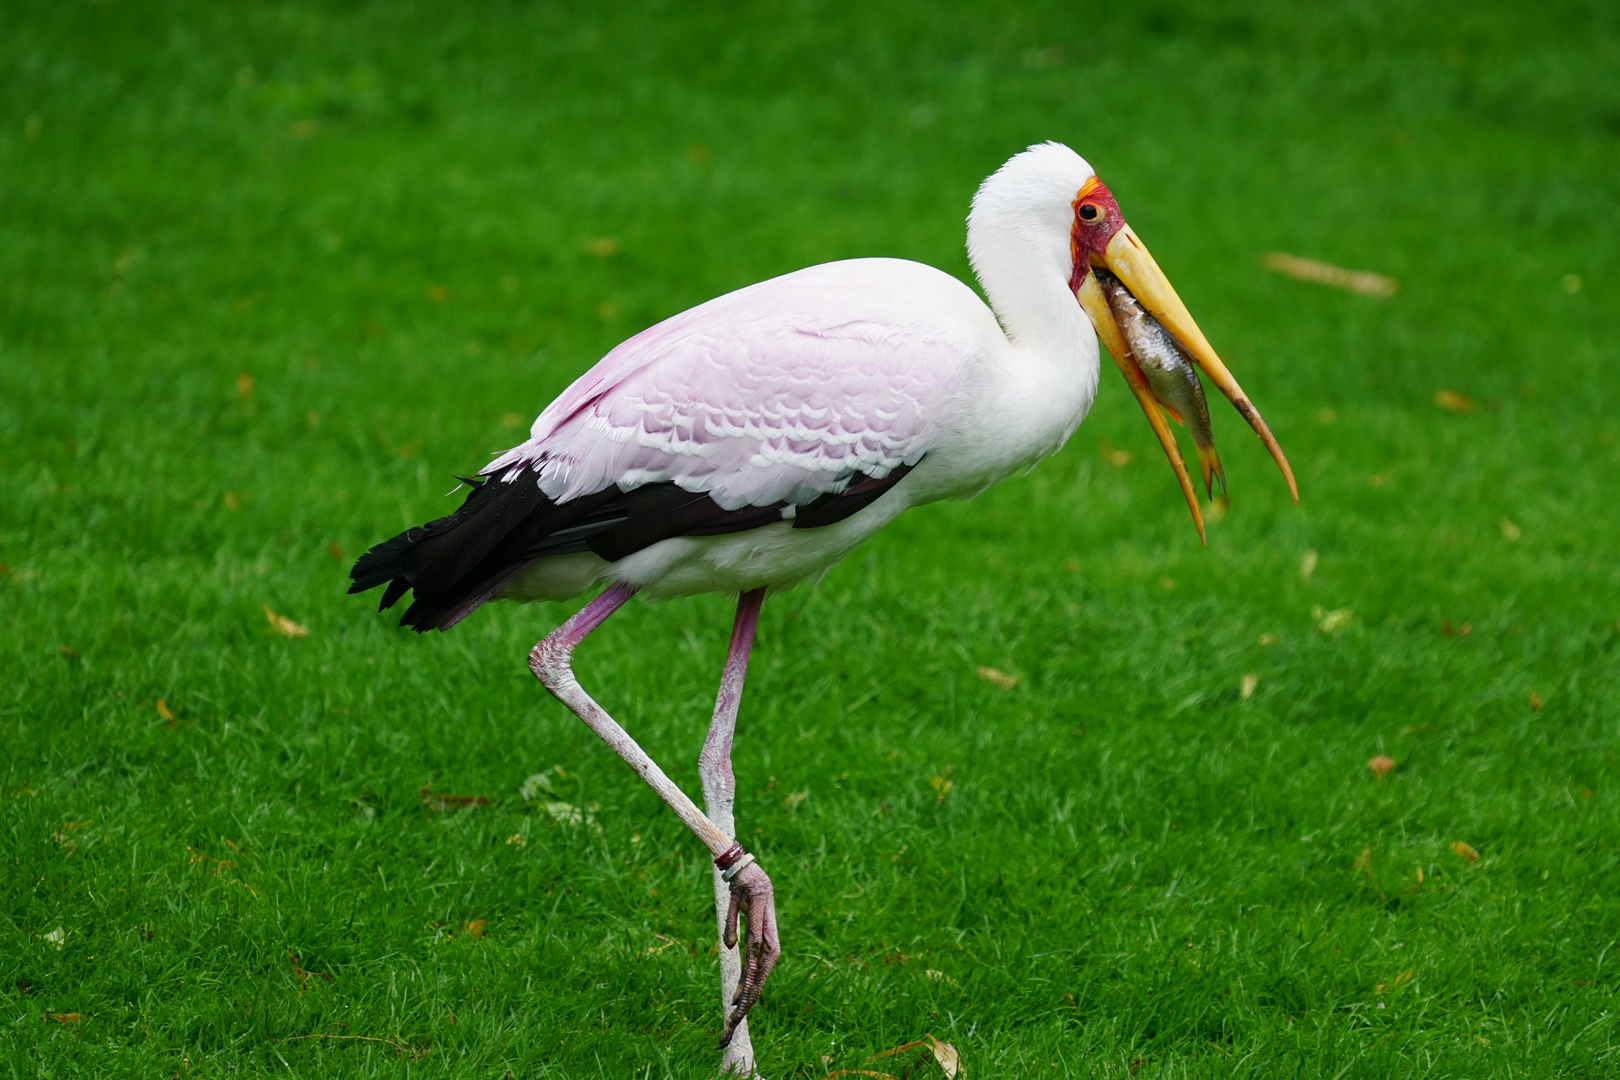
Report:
970,234,1093,357
965,150,1097,363
949,143,1104,481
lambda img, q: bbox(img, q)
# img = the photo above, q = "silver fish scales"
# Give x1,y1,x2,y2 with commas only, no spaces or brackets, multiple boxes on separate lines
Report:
1095,267,1226,496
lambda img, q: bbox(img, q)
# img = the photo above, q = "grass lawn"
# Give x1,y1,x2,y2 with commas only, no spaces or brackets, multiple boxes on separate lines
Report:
3,1,1618,1075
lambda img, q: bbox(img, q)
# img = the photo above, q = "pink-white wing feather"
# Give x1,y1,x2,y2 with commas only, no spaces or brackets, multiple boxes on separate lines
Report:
486,259,989,510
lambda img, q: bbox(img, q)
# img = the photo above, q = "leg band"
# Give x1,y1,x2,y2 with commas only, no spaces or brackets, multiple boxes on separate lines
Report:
720,853,756,883
714,841,746,871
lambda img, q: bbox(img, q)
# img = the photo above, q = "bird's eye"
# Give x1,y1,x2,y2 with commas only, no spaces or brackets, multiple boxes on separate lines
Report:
1078,203,1104,225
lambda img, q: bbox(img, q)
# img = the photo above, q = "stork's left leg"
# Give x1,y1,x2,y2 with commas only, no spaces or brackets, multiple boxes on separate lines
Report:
698,589,772,1073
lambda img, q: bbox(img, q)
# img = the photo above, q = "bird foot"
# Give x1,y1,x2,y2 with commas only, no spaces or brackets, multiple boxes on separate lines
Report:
716,856,780,1049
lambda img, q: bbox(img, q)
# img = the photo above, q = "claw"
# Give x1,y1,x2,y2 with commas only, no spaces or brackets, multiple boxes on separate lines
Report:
716,861,781,1049
723,887,741,951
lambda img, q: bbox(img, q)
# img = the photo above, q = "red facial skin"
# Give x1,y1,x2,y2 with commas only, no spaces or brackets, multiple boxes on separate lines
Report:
1068,177,1125,294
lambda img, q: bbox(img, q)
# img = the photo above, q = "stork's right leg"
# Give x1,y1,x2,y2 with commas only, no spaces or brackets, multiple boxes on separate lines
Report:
698,589,770,1074
528,583,780,1057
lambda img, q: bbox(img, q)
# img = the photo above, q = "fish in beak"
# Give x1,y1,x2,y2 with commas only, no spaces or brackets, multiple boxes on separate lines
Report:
1069,176,1298,543
1093,266,1224,498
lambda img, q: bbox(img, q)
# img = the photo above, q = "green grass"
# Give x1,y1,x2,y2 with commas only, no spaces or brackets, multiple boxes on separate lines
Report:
3,1,1619,1075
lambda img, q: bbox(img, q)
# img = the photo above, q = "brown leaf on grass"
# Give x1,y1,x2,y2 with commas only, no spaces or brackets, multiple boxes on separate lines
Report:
928,1036,962,1073
1367,755,1396,778
462,919,486,938
975,666,1018,690
1299,549,1318,579
263,606,308,638
1528,691,1543,711
426,284,450,303
1434,389,1475,413
420,784,487,812
867,1033,962,1077
641,932,684,958
1261,252,1397,297
287,950,333,988
328,542,344,562
928,767,953,803
155,699,175,721
236,372,254,398
1240,673,1260,700
186,847,237,876
1499,518,1522,542
1451,840,1479,863
51,820,91,849
1098,439,1132,466
42,1013,81,1024
1353,849,1372,877
1313,605,1353,634
1374,967,1414,994
1440,619,1472,637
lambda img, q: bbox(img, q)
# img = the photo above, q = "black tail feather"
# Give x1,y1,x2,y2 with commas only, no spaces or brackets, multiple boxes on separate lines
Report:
378,576,410,612
348,475,605,632
349,461,918,632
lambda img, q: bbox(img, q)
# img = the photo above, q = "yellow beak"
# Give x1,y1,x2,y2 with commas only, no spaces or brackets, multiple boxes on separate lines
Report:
1077,224,1298,543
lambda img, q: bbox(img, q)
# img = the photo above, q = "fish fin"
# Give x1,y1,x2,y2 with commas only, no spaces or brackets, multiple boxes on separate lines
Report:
1161,404,1186,427
1196,444,1227,499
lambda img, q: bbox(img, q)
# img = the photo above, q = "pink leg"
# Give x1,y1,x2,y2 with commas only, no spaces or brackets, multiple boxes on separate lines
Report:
699,590,780,1071
528,584,780,1063
530,583,731,851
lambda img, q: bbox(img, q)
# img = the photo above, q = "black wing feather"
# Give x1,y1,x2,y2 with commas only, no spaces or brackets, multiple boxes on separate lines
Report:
349,461,916,633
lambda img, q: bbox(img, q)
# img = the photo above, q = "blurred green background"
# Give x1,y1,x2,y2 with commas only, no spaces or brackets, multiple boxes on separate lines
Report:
2,1,1617,1076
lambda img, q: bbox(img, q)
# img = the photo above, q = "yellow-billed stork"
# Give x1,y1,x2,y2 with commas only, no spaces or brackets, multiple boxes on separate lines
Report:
350,141,1296,1073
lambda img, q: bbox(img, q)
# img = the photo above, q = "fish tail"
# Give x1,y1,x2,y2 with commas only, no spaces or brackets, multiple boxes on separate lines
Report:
1196,443,1227,499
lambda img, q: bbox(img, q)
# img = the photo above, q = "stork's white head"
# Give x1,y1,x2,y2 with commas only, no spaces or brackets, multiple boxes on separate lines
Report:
968,141,1298,542
967,141,1097,311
